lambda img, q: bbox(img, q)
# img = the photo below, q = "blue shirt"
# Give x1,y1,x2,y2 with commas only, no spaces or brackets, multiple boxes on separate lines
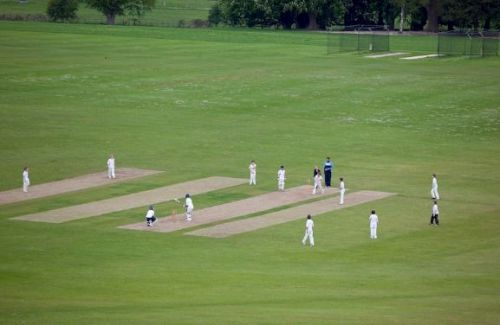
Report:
324,160,333,172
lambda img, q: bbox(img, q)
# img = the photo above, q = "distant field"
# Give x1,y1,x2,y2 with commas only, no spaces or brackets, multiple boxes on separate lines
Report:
0,21,499,324
0,0,215,25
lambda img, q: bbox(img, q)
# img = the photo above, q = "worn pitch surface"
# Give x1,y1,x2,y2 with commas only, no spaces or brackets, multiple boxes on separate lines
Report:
0,168,163,206
187,191,395,238
120,186,339,233
13,177,246,223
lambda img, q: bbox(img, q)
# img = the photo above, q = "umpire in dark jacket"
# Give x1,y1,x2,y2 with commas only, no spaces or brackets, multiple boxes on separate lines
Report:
324,157,334,187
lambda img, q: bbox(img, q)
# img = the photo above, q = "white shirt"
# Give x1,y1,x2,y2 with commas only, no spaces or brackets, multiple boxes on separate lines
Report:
314,174,323,186
339,181,345,190
249,162,256,174
432,177,438,189
278,169,286,180
432,204,439,216
185,197,194,209
306,219,314,232
369,214,378,227
145,209,154,219
107,158,115,169
23,170,29,182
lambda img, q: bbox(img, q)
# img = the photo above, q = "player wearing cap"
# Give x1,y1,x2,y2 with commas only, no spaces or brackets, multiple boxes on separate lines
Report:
302,214,315,247
277,165,286,191
185,194,194,221
249,160,257,185
369,210,379,239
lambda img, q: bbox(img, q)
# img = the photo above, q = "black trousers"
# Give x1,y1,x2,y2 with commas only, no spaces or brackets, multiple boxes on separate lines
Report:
430,214,439,225
324,170,332,187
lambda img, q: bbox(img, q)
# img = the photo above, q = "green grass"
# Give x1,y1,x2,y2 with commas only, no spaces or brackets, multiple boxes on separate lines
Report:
0,0,215,25
0,21,499,324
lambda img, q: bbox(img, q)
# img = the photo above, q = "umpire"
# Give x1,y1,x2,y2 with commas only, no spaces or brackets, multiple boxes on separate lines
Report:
430,201,439,226
324,157,334,187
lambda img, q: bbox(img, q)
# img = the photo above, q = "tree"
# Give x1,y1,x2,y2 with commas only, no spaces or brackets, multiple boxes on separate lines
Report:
282,0,347,29
47,0,78,22
208,2,223,26
417,0,448,32
85,0,155,25
212,0,347,29
391,0,418,32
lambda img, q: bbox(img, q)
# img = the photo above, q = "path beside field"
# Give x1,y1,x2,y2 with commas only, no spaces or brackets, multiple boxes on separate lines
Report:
401,54,441,60
187,191,395,238
13,177,246,223
0,168,162,206
120,186,339,233
365,52,406,58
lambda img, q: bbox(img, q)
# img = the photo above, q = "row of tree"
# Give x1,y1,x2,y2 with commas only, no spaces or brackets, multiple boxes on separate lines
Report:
46,0,500,31
208,0,500,32
47,0,155,24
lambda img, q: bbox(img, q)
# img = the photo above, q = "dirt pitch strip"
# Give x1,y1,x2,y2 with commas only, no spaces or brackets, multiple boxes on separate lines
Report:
0,168,162,206
119,186,339,233
13,177,246,223
186,191,395,238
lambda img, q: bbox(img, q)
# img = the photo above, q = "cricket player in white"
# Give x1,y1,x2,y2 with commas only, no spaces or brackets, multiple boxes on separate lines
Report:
249,160,257,185
430,201,440,225
339,177,345,205
185,193,194,221
22,167,30,192
302,214,314,247
431,173,440,200
277,165,286,191
369,210,379,239
107,154,116,179
312,172,324,195
145,205,157,226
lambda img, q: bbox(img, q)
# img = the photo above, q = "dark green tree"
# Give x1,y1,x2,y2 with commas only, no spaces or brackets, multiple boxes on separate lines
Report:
85,0,155,25
47,0,79,21
441,0,500,30
208,2,223,26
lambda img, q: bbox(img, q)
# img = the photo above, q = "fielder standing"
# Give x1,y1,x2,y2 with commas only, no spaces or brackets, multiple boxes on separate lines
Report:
302,214,315,247
369,210,379,239
324,157,334,187
107,154,116,179
277,165,286,191
339,177,345,205
185,193,194,221
430,201,440,226
22,166,30,193
249,160,257,185
431,173,440,200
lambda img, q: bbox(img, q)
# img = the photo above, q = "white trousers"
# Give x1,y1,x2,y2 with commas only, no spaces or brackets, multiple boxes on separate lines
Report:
312,183,324,195
278,179,285,191
23,179,30,192
431,188,439,200
249,173,256,185
302,230,314,246
186,207,193,221
340,189,345,204
108,167,116,179
370,226,377,239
